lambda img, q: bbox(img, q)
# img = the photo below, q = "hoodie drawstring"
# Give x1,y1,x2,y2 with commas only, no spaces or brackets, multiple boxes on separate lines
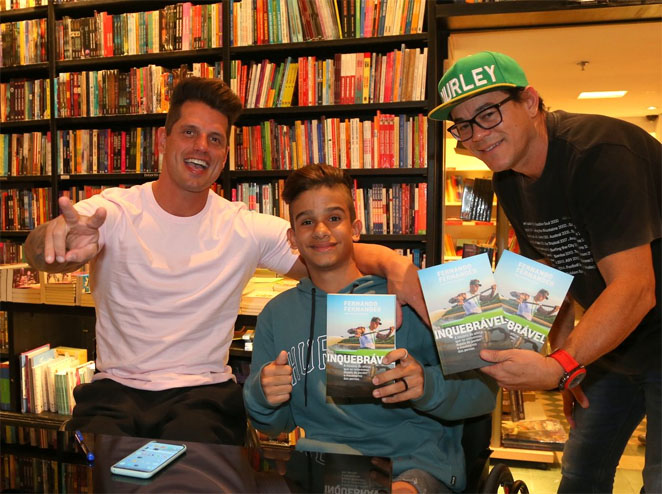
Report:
304,287,316,407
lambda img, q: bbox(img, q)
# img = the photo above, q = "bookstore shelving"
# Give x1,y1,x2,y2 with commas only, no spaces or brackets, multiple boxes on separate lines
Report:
2,0,659,480
0,0,442,453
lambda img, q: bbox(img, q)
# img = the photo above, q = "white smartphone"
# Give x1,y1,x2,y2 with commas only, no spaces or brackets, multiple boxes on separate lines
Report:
110,441,187,479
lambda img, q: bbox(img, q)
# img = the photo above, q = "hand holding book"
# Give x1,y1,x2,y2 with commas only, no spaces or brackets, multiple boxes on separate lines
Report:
371,348,424,404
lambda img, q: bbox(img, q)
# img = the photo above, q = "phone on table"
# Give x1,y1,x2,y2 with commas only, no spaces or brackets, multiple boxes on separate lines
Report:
110,441,187,479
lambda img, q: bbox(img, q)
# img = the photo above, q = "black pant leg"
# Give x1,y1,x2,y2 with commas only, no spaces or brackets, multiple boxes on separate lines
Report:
69,379,140,436
157,381,247,445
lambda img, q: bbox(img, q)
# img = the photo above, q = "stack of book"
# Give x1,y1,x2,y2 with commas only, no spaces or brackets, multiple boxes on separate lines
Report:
239,270,298,315
43,273,77,306
19,344,94,415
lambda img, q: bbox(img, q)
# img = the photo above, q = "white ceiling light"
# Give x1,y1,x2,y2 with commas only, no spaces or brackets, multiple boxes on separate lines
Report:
578,91,628,99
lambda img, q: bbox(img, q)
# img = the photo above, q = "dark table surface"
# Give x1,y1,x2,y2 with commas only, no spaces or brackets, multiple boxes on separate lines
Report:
3,432,392,493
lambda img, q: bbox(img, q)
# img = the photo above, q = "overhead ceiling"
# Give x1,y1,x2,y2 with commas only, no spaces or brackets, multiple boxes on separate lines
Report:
447,21,662,119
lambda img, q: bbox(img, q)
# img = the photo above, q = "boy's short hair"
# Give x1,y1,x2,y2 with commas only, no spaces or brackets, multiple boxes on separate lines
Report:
282,164,357,223
165,77,243,135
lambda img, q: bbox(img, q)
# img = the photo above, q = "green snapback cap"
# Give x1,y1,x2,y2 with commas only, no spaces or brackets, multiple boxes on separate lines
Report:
428,51,528,121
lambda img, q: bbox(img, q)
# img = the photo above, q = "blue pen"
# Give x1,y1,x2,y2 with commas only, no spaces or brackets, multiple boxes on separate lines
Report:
74,430,95,463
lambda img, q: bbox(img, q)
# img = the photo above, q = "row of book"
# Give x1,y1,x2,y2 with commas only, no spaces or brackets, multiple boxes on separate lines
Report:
458,177,494,222
230,113,428,171
1,188,52,232
0,132,52,177
3,115,427,176
57,127,164,175
0,240,24,265
1,454,93,493
0,0,43,9
0,18,48,67
54,2,223,61
355,182,427,235
55,66,176,119
232,180,427,235
0,79,51,122
0,263,93,306
231,0,426,45
53,63,222,118
1,423,57,449
17,343,94,415
60,184,124,205
232,46,427,109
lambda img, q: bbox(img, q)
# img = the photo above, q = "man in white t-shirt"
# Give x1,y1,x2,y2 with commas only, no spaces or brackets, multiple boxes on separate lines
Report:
25,77,427,445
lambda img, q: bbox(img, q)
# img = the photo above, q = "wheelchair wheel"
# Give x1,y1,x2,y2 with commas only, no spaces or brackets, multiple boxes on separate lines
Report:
481,463,513,493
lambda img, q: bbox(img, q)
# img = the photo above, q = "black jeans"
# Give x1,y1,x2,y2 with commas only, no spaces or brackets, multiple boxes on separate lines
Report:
70,378,247,445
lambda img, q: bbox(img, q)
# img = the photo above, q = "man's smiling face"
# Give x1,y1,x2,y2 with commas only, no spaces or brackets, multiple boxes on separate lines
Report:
159,100,229,195
450,89,539,176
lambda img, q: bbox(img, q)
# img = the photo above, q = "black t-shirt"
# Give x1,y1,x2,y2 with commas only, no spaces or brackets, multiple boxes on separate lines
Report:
494,110,661,339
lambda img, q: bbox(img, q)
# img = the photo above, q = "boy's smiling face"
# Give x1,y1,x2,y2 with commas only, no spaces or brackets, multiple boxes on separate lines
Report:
287,185,362,274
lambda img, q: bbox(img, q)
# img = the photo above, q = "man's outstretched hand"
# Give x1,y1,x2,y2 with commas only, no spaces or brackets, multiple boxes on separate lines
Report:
44,196,106,265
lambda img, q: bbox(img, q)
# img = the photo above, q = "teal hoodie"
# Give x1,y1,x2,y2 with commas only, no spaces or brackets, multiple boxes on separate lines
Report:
243,275,497,492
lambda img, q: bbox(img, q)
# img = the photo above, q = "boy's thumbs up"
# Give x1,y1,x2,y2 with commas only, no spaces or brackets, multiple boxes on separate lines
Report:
275,350,289,366
261,350,293,406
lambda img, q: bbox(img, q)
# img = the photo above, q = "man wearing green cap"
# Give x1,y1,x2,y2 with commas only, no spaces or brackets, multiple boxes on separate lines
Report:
429,51,660,493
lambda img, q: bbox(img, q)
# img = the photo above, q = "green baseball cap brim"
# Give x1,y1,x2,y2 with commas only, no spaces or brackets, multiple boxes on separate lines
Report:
428,51,528,121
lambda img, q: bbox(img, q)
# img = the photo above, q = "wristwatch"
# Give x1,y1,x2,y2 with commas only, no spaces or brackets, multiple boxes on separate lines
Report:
549,349,586,391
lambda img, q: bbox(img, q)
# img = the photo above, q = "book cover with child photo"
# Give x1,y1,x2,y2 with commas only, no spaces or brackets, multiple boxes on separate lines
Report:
494,250,573,354
326,294,396,399
418,253,510,375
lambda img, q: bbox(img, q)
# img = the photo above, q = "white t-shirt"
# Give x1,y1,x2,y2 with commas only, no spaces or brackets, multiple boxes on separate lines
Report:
74,183,297,391
462,297,482,315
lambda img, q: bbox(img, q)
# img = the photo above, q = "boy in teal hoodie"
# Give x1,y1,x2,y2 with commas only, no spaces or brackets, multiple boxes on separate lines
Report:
243,164,497,493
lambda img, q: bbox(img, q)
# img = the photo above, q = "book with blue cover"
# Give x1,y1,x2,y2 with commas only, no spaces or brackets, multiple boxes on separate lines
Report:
326,293,396,399
494,250,573,354
418,253,510,375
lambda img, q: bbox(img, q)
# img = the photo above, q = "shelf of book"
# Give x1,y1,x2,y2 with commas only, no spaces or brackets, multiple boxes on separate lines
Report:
55,49,225,72
232,33,428,55
1,0,441,442
228,168,427,179
0,63,49,80
1,410,69,430
238,102,428,120
0,174,52,184
0,119,51,132
0,5,47,22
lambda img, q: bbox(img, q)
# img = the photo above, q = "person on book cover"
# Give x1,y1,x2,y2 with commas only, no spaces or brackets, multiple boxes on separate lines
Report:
514,292,534,321
429,51,661,493
356,317,394,349
23,78,429,445
450,279,497,316
244,164,497,494
467,278,498,312
533,289,560,317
